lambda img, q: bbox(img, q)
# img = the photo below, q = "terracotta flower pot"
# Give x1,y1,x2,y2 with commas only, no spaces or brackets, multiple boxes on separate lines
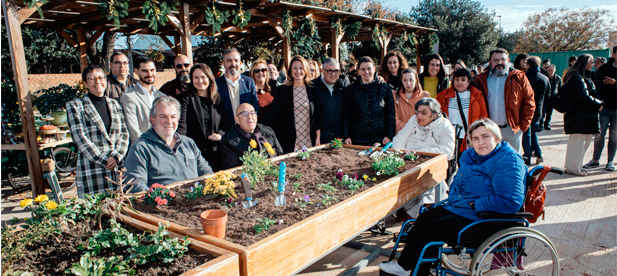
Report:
200,209,228,239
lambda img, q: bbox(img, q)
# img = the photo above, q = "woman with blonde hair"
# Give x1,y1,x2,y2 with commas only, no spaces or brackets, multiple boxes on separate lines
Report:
308,59,321,79
380,51,410,91
249,59,278,120
263,55,316,153
178,63,232,171
393,68,429,133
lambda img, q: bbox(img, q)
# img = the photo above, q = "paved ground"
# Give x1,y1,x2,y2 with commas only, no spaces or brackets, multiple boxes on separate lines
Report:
2,112,615,275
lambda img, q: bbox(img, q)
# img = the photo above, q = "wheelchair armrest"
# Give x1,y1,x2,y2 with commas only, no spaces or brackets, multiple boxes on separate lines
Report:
477,212,534,219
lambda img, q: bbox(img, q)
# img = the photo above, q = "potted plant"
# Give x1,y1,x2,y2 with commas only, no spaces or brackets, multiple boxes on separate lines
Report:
33,83,85,126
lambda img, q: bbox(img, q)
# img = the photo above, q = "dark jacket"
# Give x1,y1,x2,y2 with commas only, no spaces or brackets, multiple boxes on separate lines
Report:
105,74,135,100
312,76,350,143
177,92,233,172
215,75,260,125
548,74,562,98
595,60,616,110
563,74,603,135
343,79,395,146
262,84,316,153
525,67,551,121
159,77,188,100
220,124,284,169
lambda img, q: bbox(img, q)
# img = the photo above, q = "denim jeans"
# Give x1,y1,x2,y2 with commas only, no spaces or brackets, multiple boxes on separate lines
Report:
592,108,617,163
523,119,542,158
540,98,554,128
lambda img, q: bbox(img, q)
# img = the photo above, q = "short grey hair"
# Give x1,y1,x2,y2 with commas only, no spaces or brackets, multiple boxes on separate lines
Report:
467,118,502,144
149,96,181,118
323,58,339,68
415,97,442,117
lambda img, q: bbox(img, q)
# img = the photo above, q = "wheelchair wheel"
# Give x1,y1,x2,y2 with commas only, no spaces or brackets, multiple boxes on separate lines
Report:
52,147,77,173
441,253,471,275
469,227,559,276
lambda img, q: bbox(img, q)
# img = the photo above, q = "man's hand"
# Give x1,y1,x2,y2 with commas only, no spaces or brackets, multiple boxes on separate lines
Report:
344,138,352,145
382,137,392,145
604,77,616,85
208,133,222,141
106,156,117,170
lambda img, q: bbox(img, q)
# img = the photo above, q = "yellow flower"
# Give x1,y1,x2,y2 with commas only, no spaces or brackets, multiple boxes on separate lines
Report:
45,201,58,210
250,139,257,149
264,142,273,149
20,198,33,208
266,148,276,155
363,175,368,180
34,194,49,203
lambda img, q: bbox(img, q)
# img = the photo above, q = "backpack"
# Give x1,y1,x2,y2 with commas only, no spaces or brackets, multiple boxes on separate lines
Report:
552,84,576,114
525,166,551,223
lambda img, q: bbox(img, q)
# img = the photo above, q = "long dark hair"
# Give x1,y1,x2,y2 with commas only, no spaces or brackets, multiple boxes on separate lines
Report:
189,63,219,103
513,54,529,71
398,68,423,96
563,54,593,84
380,51,409,81
419,54,447,79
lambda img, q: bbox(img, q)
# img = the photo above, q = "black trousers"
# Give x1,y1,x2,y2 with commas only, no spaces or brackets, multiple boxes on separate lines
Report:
397,206,474,274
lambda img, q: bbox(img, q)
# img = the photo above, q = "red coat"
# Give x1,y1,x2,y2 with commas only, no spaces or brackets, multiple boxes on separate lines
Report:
436,86,488,151
474,69,535,133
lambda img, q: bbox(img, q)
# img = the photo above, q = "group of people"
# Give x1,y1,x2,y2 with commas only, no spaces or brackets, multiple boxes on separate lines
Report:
65,42,616,274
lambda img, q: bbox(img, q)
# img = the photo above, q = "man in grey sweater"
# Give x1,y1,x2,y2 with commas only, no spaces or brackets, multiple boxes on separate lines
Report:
125,96,213,192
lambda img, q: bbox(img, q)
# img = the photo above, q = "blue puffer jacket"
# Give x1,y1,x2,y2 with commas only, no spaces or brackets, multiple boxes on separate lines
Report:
443,141,526,221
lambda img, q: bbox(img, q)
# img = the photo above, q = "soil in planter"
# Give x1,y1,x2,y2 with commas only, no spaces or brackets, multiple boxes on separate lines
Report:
132,147,432,246
8,217,213,275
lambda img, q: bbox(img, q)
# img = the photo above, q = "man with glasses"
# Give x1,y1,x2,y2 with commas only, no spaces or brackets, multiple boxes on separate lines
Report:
106,52,135,100
312,58,350,145
220,103,283,169
160,54,191,99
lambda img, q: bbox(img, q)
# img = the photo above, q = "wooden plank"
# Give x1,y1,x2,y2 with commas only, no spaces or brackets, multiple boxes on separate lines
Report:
87,30,104,47
190,9,205,32
174,35,182,55
331,28,344,62
56,28,78,47
179,2,192,59
77,27,88,71
17,2,41,24
159,34,176,51
166,14,185,36
1,0,45,196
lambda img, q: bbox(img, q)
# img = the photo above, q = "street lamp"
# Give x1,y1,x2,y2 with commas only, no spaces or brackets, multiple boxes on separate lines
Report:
496,15,502,29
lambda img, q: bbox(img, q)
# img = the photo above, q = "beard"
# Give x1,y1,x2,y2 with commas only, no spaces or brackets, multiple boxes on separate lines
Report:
178,73,190,84
141,77,155,85
491,64,508,77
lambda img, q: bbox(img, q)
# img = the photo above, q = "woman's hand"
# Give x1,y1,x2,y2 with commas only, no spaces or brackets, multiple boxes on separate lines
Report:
344,138,352,145
599,106,604,112
208,133,222,141
382,137,391,145
106,156,117,170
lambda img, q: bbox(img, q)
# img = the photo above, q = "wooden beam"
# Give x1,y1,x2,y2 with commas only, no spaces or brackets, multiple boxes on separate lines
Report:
87,30,104,47
268,19,286,40
18,2,42,24
173,35,181,55
179,2,192,59
282,39,291,71
159,35,176,51
56,28,78,47
331,28,344,62
190,10,205,32
379,33,392,59
77,27,88,71
166,14,185,36
2,0,45,196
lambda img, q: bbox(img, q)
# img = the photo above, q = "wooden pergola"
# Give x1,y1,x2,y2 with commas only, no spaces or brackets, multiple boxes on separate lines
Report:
2,0,436,196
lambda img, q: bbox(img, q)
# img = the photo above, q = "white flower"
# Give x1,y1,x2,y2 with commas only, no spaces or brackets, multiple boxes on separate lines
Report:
342,175,349,181
337,169,343,173
278,219,284,224
376,172,381,176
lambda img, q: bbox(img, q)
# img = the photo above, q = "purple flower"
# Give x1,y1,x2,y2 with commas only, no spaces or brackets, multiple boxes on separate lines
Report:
336,171,344,181
227,198,233,204
303,195,310,202
353,173,359,180
190,186,194,192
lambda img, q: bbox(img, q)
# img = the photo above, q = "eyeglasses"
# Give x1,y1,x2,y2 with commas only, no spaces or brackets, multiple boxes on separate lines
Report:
253,68,268,74
324,69,341,75
175,63,191,69
237,111,258,117
87,76,107,82
113,61,129,66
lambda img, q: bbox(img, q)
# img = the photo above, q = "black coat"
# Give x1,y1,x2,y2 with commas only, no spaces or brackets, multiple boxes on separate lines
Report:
261,84,316,154
177,92,233,171
525,68,551,121
219,124,284,169
312,76,350,143
563,74,603,135
343,79,395,146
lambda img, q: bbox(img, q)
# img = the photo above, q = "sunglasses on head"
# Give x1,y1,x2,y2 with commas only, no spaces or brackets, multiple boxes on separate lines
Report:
175,63,191,69
253,68,268,73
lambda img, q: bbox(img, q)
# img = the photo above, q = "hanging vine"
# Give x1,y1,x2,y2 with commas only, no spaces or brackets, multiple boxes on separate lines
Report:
97,0,129,28
231,1,251,30
142,0,176,33
371,24,389,50
330,15,344,36
292,17,322,60
345,19,362,40
281,9,294,44
204,1,230,35
23,0,48,18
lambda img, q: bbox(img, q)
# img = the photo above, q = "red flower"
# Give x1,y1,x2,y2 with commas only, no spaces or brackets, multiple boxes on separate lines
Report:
151,183,166,189
169,191,176,198
335,171,344,181
148,188,153,192
160,199,168,205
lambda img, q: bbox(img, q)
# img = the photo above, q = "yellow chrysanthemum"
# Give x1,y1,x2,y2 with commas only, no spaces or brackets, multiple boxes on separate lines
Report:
20,198,33,208
250,139,257,149
363,175,368,180
264,142,273,149
266,148,276,155
34,194,49,203
45,201,58,210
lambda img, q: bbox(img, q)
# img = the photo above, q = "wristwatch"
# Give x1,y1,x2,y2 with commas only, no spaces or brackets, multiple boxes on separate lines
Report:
470,201,475,210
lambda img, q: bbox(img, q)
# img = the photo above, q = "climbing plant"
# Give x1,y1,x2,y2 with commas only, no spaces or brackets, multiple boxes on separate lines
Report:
345,19,362,40
231,1,251,30
23,0,48,18
281,9,294,44
371,24,388,50
292,17,322,60
142,0,176,33
98,0,130,28
205,2,230,35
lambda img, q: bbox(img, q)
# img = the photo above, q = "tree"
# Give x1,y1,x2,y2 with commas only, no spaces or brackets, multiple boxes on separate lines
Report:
497,30,522,54
86,32,117,72
409,0,500,64
515,8,616,53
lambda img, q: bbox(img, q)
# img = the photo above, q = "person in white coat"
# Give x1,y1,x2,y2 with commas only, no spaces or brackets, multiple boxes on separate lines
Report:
392,97,455,220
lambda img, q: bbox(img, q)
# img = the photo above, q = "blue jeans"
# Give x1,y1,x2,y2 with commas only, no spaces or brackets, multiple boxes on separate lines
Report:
592,108,617,163
540,98,553,128
523,119,542,158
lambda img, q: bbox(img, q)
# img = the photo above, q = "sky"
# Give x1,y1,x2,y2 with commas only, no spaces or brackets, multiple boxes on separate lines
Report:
381,0,617,33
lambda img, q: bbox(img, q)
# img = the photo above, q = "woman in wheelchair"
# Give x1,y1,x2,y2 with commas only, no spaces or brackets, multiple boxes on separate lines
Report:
392,97,455,220
380,118,526,276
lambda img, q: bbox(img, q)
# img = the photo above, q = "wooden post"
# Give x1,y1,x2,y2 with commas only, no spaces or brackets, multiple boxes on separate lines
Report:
77,27,88,71
414,31,422,74
1,0,45,196
268,19,292,70
379,33,392,61
174,35,182,55
179,2,192,59
331,29,344,62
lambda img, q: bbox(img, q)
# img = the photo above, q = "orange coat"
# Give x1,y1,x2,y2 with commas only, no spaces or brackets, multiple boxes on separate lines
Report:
393,90,430,134
474,69,535,133
436,86,488,152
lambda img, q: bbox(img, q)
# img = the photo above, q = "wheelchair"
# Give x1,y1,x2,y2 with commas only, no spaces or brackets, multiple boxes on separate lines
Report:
385,165,563,276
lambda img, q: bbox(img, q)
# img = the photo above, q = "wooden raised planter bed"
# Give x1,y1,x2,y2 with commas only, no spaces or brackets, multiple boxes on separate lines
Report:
122,145,447,276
